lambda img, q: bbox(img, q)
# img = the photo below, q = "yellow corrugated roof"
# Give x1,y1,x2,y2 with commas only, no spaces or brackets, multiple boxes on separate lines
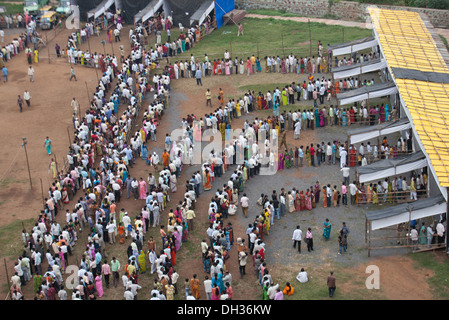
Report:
370,8,449,187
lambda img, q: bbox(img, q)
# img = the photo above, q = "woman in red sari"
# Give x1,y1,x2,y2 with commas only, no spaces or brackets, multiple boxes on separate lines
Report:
203,169,212,191
305,189,312,210
299,191,306,211
349,146,357,167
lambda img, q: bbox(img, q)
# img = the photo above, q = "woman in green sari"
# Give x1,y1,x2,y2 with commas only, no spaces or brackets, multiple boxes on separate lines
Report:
322,218,331,240
418,222,427,245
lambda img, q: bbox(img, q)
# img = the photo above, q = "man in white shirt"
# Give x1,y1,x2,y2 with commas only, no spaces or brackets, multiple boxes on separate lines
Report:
292,225,302,253
204,276,212,300
240,194,249,218
296,268,308,283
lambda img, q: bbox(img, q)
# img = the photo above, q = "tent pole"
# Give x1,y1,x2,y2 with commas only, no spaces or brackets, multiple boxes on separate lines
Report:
446,188,449,254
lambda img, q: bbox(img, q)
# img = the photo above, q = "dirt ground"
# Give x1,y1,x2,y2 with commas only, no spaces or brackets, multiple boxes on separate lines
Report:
0,24,442,300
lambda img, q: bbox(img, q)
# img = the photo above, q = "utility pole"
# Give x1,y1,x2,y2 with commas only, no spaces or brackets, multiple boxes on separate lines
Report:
22,137,32,189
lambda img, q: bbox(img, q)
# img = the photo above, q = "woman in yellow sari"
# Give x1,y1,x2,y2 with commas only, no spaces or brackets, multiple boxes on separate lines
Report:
236,101,241,117
264,208,271,235
306,147,311,166
138,250,146,273
322,187,328,208
372,186,378,204
49,159,57,179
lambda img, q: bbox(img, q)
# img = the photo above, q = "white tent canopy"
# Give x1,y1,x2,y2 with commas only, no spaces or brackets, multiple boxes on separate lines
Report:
87,0,115,19
134,0,164,24
332,58,387,80
356,151,427,184
348,118,411,145
366,195,446,230
190,0,215,26
337,82,398,106
328,36,378,57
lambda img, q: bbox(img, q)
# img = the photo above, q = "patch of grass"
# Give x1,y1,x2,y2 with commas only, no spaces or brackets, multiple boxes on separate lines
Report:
4,3,23,15
409,251,449,299
439,35,449,52
171,17,372,62
246,9,301,18
0,218,35,259
0,177,27,189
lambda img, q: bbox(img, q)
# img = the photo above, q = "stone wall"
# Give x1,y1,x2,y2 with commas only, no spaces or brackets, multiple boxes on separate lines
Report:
235,0,449,28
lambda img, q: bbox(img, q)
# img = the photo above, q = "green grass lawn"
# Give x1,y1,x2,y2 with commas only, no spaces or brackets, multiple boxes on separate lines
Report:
166,17,372,62
3,3,23,15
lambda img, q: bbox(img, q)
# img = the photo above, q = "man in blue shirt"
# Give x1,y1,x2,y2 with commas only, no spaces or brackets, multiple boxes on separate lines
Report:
2,66,7,82
195,68,202,86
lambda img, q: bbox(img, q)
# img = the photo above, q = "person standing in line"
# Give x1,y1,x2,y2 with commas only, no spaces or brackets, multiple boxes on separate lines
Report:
292,225,302,253
240,193,249,218
2,65,8,82
195,68,202,86
327,271,336,298
238,251,247,277
101,260,111,288
204,276,212,300
110,257,120,288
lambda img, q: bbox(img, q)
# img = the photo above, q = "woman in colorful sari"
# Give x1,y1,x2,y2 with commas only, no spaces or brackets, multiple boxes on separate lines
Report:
246,57,252,75
372,186,378,204
141,144,148,161
49,158,57,179
190,275,201,299
319,109,324,127
288,192,295,213
294,191,301,212
165,282,175,300
306,189,312,210
256,57,261,72
281,88,288,106
322,187,328,208
203,169,212,191
278,151,285,170
385,104,390,122
285,150,292,169
138,250,146,273
170,173,177,193
182,221,188,242
139,178,147,199
299,191,306,211
236,100,241,117
314,108,320,128
306,146,311,166
379,104,386,123
418,222,427,245
273,97,280,117
281,59,286,74
322,218,331,240
342,109,348,126
366,183,373,203
314,182,321,204
311,189,316,208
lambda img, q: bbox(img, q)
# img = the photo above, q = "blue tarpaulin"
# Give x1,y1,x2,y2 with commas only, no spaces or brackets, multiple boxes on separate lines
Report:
215,0,234,29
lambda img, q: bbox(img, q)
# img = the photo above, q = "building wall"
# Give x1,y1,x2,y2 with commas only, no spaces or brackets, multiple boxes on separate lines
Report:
235,0,449,28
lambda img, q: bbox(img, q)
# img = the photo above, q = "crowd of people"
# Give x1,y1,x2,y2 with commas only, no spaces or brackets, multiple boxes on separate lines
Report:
7,8,444,301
